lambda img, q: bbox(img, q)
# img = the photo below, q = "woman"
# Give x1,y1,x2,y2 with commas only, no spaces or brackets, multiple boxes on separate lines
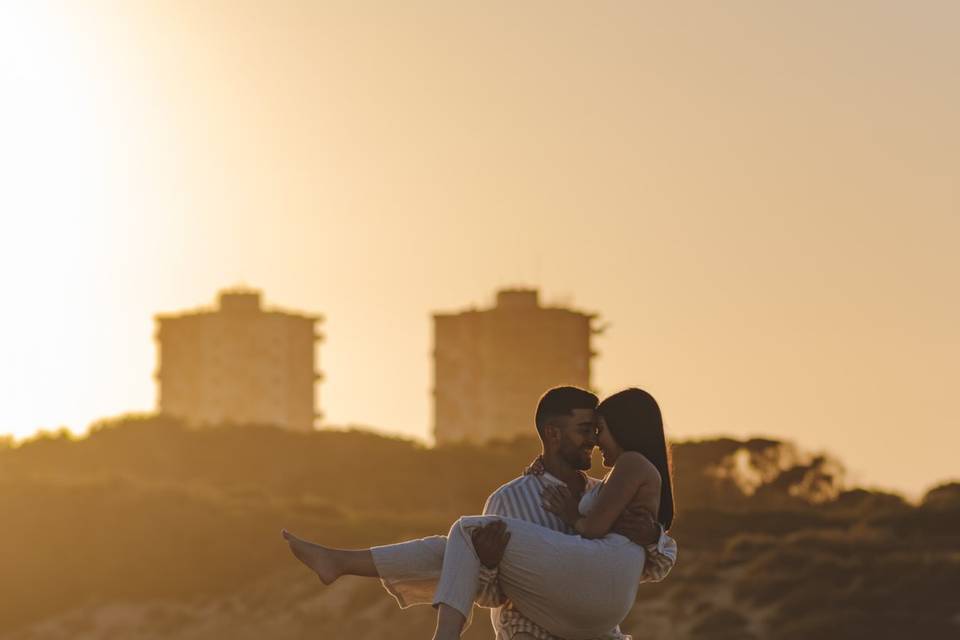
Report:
283,388,675,640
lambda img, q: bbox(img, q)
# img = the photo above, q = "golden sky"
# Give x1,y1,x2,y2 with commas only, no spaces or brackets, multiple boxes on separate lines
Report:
1,1,957,496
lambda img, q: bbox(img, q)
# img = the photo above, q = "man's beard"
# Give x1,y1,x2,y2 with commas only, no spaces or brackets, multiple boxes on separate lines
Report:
560,445,593,471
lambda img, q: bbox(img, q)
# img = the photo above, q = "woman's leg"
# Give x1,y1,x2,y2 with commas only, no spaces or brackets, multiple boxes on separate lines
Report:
433,604,467,640
432,516,645,640
283,529,451,609
282,529,378,583
430,517,489,636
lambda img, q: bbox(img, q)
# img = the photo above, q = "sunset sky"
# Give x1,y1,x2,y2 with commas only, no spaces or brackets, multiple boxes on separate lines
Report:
1,1,957,496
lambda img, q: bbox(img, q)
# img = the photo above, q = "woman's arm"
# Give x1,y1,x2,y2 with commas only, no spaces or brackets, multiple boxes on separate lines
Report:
577,452,659,538
543,452,660,539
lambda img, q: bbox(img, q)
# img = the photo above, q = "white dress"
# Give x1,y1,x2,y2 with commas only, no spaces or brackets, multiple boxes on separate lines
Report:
374,483,655,640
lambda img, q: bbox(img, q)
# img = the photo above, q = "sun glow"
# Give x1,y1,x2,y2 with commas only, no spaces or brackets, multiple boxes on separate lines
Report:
0,2,956,496
1,5,131,438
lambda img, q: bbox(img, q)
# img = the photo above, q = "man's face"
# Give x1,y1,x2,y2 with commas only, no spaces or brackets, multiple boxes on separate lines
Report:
554,408,598,471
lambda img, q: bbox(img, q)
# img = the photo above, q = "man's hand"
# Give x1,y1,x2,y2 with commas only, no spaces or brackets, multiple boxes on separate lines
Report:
611,505,660,546
472,520,511,569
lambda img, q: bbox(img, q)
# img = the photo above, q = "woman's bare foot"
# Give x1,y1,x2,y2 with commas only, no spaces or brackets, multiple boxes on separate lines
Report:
281,529,341,584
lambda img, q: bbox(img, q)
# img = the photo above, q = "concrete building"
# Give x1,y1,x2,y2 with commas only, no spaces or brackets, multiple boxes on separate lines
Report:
154,289,323,431
433,288,598,444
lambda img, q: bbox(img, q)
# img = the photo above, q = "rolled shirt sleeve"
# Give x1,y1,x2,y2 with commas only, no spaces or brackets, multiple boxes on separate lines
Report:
640,526,678,582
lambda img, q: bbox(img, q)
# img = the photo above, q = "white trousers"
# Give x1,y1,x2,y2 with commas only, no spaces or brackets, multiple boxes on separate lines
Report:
371,515,645,640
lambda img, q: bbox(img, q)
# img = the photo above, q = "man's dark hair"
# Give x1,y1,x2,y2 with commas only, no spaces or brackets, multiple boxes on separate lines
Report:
534,386,599,438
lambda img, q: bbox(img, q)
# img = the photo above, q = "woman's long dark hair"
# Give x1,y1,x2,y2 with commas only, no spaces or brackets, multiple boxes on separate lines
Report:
597,388,675,530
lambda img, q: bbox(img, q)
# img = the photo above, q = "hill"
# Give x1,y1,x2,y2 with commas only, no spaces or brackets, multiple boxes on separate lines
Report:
0,415,957,639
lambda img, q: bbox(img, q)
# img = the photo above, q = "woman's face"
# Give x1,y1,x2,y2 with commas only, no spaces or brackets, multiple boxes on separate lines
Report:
596,415,624,468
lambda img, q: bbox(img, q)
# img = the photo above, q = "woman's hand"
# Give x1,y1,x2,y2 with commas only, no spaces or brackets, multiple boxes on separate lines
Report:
541,484,581,526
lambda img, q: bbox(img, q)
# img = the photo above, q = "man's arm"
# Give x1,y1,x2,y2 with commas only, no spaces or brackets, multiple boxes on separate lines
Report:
610,504,661,546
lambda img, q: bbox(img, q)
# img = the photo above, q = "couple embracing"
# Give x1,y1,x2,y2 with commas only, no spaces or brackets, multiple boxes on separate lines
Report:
283,386,678,640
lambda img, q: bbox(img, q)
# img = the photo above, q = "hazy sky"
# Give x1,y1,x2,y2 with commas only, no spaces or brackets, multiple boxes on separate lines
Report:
1,1,957,496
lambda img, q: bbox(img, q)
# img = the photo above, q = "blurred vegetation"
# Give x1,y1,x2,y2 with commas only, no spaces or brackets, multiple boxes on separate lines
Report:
0,414,957,639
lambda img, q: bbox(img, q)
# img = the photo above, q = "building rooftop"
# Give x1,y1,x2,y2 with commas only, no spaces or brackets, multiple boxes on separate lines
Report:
433,287,597,320
155,289,323,322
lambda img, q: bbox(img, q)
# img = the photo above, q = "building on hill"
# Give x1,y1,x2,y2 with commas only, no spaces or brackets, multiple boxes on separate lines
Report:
154,289,323,431
433,288,598,444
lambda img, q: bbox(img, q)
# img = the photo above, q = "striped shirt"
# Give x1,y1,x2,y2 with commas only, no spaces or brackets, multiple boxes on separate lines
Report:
476,471,678,640
484,472,584,534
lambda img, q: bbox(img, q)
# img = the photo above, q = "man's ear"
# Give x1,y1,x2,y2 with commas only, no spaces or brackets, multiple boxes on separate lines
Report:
542,422,560,445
